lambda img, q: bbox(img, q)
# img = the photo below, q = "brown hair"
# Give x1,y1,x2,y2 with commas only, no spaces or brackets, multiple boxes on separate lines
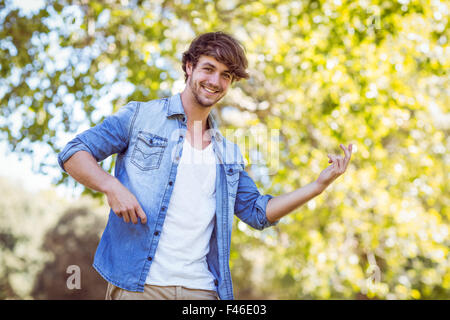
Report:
182,32,249,83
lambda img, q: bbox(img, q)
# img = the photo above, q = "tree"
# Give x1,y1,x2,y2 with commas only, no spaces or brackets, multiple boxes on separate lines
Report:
32,207,107,299
0,177,68,299
1,0,448,299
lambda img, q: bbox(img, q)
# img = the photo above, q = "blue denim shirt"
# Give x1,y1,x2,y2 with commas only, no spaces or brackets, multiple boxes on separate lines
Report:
58,93,278,300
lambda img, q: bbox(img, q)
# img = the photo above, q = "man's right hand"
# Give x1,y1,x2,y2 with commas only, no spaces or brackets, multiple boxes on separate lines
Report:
104,178,148,224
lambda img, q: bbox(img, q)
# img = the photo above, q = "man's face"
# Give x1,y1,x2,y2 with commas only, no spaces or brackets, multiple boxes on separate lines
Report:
185,55,233,108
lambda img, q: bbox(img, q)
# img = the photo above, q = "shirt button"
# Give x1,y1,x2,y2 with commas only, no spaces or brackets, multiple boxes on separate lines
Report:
147,257,152,261
168,181,173,186
214,279,219,286
161,206,166,211
154,231,160,236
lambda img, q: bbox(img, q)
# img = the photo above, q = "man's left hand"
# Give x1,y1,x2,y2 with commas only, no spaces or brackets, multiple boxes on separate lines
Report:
316,143,353,191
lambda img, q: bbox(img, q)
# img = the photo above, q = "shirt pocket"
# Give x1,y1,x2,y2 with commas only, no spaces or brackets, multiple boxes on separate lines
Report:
131,131,168,171
224,164,241,198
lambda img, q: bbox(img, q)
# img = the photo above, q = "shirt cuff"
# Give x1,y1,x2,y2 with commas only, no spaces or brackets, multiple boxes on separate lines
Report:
57,139,93,172
254,194,279,229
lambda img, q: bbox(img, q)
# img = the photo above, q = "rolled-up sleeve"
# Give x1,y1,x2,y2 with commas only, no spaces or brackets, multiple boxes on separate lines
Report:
234,169,279,230
57,101,138,172
58,138,95,172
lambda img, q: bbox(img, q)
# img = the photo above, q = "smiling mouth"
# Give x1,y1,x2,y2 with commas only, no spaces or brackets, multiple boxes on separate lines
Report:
201,85,220,94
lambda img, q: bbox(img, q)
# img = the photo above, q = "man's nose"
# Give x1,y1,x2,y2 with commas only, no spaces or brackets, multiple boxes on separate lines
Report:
208,72,221,88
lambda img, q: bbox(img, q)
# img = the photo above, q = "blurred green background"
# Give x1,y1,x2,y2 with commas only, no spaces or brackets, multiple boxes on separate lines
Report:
0,0,448,299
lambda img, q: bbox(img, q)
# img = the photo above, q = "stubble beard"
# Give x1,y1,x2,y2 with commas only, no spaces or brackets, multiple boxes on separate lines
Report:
188,76,223,108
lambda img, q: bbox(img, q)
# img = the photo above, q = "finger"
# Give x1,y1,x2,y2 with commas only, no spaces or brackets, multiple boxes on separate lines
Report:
122,211,130,223
328,154,339,170
328,154,336,164
347,144,353,168
337,156,345,172
347,144,353,157
340,144,352,168
112,207,123,218
340,144,350,159
333,155,341,171
136,206,147,224
128,208,138,224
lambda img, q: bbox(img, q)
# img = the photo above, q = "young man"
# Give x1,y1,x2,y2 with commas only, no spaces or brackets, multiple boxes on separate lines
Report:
58,32,352,300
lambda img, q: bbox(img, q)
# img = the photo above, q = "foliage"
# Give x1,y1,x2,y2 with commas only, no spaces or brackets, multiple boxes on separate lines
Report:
0,177,108,299
0,177,64,299
31,207,107,299
0,0,448,299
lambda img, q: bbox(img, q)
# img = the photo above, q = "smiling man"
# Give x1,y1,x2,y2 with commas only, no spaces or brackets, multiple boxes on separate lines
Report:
58,32,352,300
185,56,229,106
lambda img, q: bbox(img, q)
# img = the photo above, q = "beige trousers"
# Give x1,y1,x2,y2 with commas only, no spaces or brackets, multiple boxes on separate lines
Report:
105,282,219,300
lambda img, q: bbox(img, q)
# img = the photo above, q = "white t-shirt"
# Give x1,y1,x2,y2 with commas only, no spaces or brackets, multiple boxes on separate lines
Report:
145,138,217,290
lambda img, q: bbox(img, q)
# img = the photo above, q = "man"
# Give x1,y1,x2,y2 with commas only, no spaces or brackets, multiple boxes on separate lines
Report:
58,32,352,300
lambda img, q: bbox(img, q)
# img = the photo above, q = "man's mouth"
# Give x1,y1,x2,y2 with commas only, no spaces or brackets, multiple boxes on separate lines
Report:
201,85,220,95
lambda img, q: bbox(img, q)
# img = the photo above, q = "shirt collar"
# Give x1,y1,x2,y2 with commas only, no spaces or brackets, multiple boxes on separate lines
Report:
166,93,185,118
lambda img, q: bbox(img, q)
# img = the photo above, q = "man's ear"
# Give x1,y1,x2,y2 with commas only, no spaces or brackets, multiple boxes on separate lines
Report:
185,60,193,77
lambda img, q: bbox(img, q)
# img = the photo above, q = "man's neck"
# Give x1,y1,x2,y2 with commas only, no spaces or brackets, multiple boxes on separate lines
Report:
180,89,212,133
180,89,213,149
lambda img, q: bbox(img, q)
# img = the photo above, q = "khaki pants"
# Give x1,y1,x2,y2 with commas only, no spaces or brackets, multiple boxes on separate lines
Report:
105,282,219,300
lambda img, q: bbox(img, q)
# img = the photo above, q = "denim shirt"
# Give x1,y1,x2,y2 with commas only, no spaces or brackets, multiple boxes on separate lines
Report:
57,93,278,300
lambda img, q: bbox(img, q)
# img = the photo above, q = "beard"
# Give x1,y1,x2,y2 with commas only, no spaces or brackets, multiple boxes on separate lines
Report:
188,76,225,108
